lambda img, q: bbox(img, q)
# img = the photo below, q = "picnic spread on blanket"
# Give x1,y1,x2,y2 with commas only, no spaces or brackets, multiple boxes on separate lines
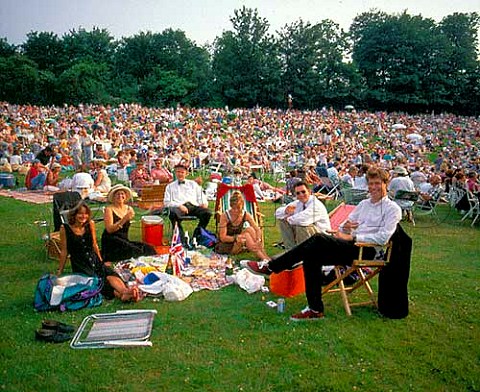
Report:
34,247,267,313
113,249,266,301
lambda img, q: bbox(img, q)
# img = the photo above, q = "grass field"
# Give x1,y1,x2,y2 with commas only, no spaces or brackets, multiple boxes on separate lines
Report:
0,195,478,392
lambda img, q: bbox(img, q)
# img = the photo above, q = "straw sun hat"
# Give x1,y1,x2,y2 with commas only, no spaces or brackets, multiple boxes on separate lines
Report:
107,184,133,203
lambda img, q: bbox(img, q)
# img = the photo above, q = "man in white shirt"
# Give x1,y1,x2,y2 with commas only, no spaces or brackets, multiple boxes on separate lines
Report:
275,181,331,250
164,163,212,241
245,167,401,321
388,166,416,212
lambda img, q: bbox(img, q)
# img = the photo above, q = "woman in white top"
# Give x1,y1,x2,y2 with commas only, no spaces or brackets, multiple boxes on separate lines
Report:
93,160,112,193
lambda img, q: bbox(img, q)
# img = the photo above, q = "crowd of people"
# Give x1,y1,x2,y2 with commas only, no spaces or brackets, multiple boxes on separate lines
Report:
1,102,478,315
0,103,478,193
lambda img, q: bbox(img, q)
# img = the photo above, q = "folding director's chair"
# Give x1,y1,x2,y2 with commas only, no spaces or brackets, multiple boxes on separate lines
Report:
322,236,393,316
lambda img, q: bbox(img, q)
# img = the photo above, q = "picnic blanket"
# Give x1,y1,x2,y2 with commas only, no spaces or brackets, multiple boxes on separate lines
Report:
114,251,232,295
0,189,53,204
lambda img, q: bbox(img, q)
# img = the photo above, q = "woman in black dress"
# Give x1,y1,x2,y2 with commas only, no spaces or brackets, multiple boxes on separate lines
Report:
57,201,139,301
101,184,156,262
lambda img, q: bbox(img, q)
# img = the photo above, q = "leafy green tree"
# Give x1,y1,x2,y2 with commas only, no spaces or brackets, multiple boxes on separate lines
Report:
351,11,448,111
350,10,480,114
21,31,66,75
0,55,40,103
438,13,480,113
151,29,212,106
139,68,193,107
62,27,116,67
114,31,156,81
56,60,111,104
212,7,282,108
114,29,212,106
0,38,17,58
277,19,356,109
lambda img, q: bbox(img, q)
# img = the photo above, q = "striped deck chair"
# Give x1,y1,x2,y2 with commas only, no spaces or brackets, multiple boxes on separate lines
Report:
214,183,264,243
70,310,157,349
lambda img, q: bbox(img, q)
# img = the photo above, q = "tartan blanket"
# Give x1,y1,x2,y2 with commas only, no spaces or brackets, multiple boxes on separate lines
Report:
0,189,53,204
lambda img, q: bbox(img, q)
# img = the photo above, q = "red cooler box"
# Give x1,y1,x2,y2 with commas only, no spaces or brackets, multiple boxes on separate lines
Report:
141,216,164,246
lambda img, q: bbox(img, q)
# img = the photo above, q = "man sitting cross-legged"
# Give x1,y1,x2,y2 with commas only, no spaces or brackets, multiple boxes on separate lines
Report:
275,180,331,251
245,167,401,321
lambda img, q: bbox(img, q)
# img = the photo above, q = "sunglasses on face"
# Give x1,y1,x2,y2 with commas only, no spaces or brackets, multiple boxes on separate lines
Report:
296,190,307,195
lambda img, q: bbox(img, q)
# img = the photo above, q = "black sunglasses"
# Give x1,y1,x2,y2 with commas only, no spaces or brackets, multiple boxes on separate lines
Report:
296,190,307,195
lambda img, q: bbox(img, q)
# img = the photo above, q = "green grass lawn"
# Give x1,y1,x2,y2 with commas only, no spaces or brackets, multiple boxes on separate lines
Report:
0,196,478,392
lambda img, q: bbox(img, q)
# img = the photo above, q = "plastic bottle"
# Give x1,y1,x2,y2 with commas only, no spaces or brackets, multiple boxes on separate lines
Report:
277,298,285,313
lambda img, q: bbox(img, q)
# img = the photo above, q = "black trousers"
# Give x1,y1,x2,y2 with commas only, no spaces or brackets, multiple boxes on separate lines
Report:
168,202,212,239
269,232,375,313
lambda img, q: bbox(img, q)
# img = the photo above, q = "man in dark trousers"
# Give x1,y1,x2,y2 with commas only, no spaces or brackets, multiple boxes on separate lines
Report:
164,163,212,243
245,167,402,321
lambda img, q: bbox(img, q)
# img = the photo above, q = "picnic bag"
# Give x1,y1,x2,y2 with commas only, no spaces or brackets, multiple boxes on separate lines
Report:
34,273,103,312
192,227,217,248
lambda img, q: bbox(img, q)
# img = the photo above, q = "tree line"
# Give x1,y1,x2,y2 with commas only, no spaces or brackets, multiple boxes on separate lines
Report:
0,7,478,115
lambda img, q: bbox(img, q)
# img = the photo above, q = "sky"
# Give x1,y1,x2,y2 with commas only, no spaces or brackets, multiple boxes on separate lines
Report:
1,0,479,46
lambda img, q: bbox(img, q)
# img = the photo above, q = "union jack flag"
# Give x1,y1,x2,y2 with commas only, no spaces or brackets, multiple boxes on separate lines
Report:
169,222,185,275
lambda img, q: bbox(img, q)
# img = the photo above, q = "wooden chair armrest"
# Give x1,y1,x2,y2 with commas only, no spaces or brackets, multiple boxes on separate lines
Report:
353,259,386,267
355,242,380,247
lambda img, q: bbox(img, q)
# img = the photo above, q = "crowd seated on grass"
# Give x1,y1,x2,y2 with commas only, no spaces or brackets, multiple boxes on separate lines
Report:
0,103,478,204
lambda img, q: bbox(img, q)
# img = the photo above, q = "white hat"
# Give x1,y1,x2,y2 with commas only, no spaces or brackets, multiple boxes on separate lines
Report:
393,166,408,176
107,184,133,203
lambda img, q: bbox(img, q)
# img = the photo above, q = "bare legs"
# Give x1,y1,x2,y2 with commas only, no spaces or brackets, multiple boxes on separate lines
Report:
107,275,140,302
232,227,270,260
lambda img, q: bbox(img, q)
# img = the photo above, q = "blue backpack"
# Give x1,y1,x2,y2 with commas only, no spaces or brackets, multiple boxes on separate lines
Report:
34,273,103,312
193,227,217,248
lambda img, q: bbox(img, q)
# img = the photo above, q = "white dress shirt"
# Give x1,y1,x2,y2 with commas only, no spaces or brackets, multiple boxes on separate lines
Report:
164,179,206,207
341,196,401,245
275,195,331,233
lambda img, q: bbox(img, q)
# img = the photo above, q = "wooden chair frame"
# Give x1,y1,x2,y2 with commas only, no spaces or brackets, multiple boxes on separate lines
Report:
136,184,167,211
322,241,393,316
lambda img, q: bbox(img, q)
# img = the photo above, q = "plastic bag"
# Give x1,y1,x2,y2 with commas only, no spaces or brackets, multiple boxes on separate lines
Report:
163,276,193,301
138,273,193,301
235,269,265,294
